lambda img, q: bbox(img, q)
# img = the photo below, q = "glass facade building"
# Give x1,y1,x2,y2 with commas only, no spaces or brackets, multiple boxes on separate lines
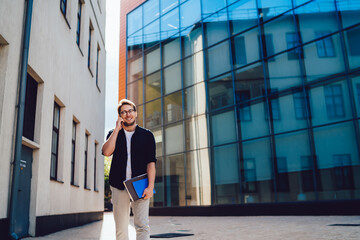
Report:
124,0,360,211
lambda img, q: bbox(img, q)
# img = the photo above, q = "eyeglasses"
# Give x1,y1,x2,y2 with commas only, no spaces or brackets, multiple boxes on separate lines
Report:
120,109,136,116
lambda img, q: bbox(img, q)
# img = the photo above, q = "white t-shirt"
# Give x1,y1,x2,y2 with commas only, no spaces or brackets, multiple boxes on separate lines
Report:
124,129,135,180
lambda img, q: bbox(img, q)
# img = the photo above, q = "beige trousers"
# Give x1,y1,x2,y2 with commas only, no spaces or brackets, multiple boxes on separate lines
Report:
111,186,150,240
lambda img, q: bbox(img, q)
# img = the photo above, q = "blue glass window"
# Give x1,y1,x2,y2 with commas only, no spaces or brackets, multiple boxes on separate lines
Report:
228,0,257,35
144,19,160,49
201,0,227,19
76,0,82,46
127,30,143,58
336,0,360,28
204,9,229,47
60,0,67,16
161,0,178,15
161,8,179,40
286,32,301,60
233,36,247,66
144,0,160,26
211,111,237,145
206,41,231,78
315,32,335,58
208,73,233,110
128,6,142,36
180,0,201,30
293,92,307,119
347,27,360,56
324,84,345,118
333,154,354,190
258,0,292,21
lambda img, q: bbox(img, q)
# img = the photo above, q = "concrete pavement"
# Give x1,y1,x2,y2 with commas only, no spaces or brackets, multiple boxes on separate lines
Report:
23,212,360,240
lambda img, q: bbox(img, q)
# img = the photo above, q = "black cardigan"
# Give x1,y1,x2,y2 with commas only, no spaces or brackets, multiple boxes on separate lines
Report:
106,125,157,190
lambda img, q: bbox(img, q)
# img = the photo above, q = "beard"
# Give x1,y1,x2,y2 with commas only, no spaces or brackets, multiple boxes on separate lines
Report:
123,119,136,126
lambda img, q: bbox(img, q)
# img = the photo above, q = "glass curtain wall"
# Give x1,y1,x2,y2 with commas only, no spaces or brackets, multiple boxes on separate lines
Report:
126,0,360,207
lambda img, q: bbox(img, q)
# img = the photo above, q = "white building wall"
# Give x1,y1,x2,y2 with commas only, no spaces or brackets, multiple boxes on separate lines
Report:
0,0,106,236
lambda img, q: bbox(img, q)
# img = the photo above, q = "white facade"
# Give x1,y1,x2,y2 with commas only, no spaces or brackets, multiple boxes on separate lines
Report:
0,0,106,237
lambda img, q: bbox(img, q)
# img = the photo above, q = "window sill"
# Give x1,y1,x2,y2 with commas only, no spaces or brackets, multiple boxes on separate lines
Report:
61,12,71,30
96,84,101,93
77,44,84,56
88,67,93,77
50,178,64,184
71,184,80,188
84,187,91,191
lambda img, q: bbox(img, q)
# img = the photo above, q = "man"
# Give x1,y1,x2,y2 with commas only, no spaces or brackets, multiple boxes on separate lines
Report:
102,99,156,240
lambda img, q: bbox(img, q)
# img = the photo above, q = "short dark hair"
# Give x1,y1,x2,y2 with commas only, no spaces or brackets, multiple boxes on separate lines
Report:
117,99,136,115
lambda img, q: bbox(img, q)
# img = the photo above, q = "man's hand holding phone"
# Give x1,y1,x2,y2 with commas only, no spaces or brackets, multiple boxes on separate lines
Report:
116,116,124,131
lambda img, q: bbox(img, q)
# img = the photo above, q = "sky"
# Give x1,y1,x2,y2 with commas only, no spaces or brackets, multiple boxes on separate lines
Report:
104,0,120,136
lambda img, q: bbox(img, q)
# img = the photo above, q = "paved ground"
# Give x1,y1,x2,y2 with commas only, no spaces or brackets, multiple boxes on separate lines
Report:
23,212,360,240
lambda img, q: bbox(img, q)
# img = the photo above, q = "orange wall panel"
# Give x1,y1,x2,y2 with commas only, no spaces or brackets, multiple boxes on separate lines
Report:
118,0,146,101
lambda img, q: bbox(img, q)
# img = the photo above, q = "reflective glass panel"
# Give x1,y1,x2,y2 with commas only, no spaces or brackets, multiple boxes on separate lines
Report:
206,41,231,78
263,14,296,56
208,73,233,110
145,46,160,75
164,62,182,94
274,131,315,202
273,91,308,133
228,0,257,35
127,79,143,106
296,0,338,44
268,51,302,91
144,19,160,49
238,99,270,140
336,0,360,28
152,128,163,157
137,105,144,127
127,30,143,59
204,10,229,47
165,154,185,206
128,55,143,83
201,0,227,19
211,110,237,146
183,52,205,87
258,0,292,21
184,82,206,117
235,62,264,101
185,114,209,150
313,121,360,200
233,28,260,68
309,80,352,127
344,26,360,71
180,0,201,30
151,156,164,207
163,37,181,66
182,25,203,57
145,99,162,129
214,143,240,204
145,71,161,102
303,34,345,82
164,91,183,124
128,6,142,36
161,7,179,40
161,0,178,15
351,76,360,117
144,0,160,26
186,149,212,206
241,137,274,203
165,122,184,154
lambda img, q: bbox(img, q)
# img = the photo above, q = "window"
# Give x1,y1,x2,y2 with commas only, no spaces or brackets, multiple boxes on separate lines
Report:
276,157,289,192
71,121,76,185
300,156,315,192
266,98,280,120
243,158,256,192
60,0,67,16
333,154,354,190
324,84,345,118
286,32,301,60
96,45,100,87
293,92,307,119
94,142,98,190
51,103,61,180
315,32,335,58
236,90,251,121
88,24,93,69
347,27,360,56
234,36,247,66
357,84,360,106
76,0,82,46
259,34,275,59
84,133,89,188
23,73,38,141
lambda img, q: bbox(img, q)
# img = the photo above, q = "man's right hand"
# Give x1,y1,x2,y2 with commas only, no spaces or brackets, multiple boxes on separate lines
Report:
115,116,123,131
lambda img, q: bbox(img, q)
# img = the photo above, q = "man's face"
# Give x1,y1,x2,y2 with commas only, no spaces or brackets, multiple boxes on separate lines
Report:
120,104,137,126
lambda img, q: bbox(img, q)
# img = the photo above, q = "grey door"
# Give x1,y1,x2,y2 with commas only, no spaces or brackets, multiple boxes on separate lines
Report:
13,145,33,238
